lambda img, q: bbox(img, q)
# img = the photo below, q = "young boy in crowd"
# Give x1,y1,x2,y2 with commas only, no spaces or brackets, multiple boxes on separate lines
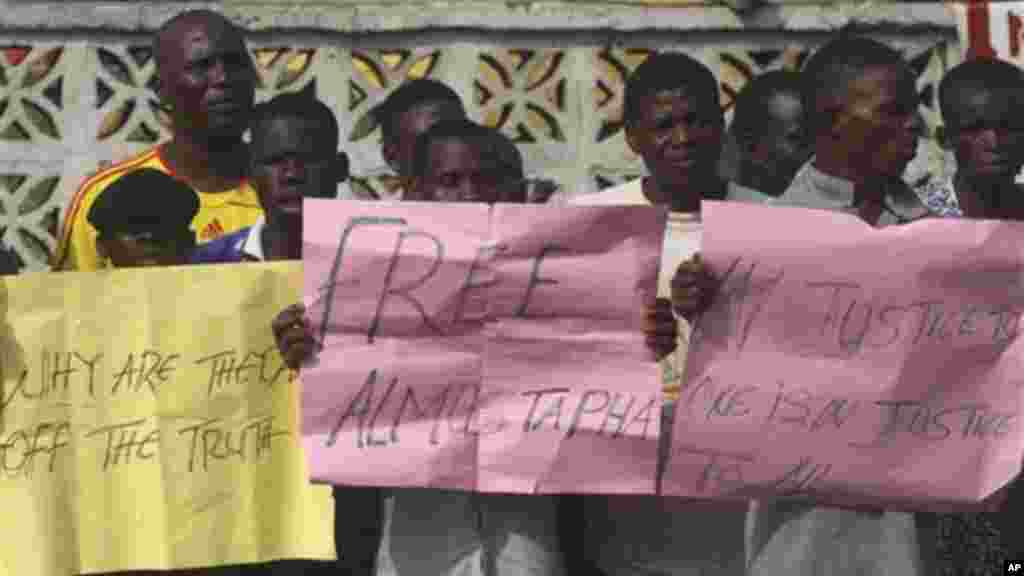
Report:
914,56,1024,569
390,117,566,576
191,92,348,265
569,51,756,576
919,57,1024,219
281,116,675,575
372,78,467,198
192,90,370,576
86,167,200,268
727,70,811,198
673,35,933,576
409,120,521,204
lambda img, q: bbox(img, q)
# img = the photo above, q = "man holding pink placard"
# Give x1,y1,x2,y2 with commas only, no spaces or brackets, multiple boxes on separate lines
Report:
671,35,946,576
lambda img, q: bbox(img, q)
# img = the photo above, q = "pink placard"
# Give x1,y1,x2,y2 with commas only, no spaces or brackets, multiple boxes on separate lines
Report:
301,200,666,494
664,201,1024,510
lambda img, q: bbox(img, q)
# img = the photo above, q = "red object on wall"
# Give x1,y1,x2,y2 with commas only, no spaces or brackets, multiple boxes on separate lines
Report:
965,1,996,58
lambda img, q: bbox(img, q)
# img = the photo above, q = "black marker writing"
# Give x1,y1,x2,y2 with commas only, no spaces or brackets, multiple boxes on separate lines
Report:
1,351,102,415
762,382,859,432
326,369,379,448
517,244,566,317
319,216,408,348
521,388,570,432
705,258,785,352
674,445,754,494
523,389,658,440
452,242,506,325
367,229,446,343
84,418,159,471
866,400,1016,445
178,415,288,472
769,457,832,497
110,350,178,396
0,420,71,477
684,376,758,422
194,347,288,396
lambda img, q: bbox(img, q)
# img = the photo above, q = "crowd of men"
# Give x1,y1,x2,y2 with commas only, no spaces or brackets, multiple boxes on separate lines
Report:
0,5,1017,576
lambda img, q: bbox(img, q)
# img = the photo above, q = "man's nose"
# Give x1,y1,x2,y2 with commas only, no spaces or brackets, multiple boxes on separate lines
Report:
670,123,692,146
458,179,479,202
282,157,307,180
209,58,228,86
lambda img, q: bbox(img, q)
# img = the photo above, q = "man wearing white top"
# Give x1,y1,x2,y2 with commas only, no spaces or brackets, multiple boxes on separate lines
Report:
569,51,765,576
746,35,932,576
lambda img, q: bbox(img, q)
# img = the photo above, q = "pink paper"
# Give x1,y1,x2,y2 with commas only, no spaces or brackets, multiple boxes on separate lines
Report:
663,201,1024,510
302,200,666,494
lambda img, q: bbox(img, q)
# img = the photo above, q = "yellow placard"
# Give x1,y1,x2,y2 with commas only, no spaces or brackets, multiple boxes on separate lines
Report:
0,262,334,575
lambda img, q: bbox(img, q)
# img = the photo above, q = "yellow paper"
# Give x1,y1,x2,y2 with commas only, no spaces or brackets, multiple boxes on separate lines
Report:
0,262,334,575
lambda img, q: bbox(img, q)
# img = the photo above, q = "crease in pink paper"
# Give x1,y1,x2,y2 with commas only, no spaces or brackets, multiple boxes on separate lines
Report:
663,201,1024,510
301,200,666,494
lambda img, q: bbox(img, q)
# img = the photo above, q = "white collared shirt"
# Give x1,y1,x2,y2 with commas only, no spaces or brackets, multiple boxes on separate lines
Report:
239,216,266,261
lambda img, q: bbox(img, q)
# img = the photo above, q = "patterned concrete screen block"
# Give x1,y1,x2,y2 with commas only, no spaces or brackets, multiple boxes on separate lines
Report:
0,1,959,270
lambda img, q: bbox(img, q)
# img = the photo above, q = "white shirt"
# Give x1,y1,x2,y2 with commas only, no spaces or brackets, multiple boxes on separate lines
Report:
569,179,750,576
746,161,931,576
239,216,266,261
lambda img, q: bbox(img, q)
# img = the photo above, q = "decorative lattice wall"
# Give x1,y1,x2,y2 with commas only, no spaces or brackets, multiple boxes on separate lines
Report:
0,1,959,271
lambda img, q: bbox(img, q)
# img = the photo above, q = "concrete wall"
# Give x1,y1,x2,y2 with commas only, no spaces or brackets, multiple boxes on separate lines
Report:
0,1,960,269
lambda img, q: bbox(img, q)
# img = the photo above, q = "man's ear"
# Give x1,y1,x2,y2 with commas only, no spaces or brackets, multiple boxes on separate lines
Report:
382,140,401,173
625,125,642,156
821,99,848,140
152,74,173,114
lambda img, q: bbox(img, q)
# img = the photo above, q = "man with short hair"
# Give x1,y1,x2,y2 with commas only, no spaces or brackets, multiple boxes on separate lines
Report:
374,78,467,196
88,168,199,268
192,92,348,264
774,35,929,225
914,56,1024,571
410,119,515,204
917,57,1024,219
728,70,811,197
570,51,756,576
55,9,263,272
746,35,931,576
188,90,378,576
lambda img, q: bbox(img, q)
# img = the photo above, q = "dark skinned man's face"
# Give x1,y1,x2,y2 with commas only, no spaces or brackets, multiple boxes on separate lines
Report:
390,100,465,178
834,64,919,180
250,116,339,222
748,92,811,191
415,139,500,203
626,87,724,195
156,16,256,139
946,86,1024,180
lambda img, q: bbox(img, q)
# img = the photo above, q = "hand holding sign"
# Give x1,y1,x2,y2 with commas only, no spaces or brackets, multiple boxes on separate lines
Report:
273,303,316,371
301,200,667,495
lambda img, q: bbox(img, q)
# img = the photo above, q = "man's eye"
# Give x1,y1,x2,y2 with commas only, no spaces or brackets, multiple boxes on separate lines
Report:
186,58,210,71
652,117,673,131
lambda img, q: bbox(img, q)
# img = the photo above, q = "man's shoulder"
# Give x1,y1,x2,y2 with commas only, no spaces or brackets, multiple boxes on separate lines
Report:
568,179,645,206
191,226,252,264
79,148,165,195
66,148,165,219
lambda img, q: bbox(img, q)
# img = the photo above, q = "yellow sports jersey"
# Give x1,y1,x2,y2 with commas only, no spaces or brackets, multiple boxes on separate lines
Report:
54,146,263,271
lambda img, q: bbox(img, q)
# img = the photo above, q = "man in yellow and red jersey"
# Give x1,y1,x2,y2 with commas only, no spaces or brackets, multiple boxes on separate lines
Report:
54,9,262,271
